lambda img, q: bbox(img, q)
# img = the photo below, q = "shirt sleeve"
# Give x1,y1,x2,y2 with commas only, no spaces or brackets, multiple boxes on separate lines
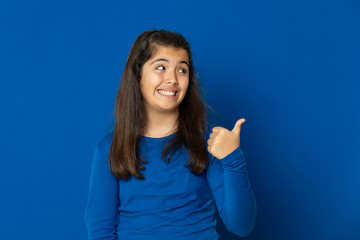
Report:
84,137,120,240
206,146,257,237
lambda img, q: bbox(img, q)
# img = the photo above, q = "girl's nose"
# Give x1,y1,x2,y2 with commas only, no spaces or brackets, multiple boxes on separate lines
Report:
165,71,178,85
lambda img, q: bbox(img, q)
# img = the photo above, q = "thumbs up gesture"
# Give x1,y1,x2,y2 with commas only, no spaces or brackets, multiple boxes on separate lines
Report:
207,119,246,159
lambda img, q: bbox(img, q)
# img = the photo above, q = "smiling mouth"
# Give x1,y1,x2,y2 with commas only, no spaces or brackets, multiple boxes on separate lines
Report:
158,89,177,96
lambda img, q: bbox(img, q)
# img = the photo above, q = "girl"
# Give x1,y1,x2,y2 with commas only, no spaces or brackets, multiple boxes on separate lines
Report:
85,30,257,240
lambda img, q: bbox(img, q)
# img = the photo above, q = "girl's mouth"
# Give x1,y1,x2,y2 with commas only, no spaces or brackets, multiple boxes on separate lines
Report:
158,89,177,96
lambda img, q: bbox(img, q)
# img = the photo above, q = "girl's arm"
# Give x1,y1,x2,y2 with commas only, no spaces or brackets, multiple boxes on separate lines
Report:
84,135,119,240
206,146,257,237
206,119,257,237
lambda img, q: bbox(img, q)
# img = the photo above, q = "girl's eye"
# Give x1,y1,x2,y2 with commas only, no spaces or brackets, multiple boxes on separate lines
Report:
156,66,165,70
179,68,187,73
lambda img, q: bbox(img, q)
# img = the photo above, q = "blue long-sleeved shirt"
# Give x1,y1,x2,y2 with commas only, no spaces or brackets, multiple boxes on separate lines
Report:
84,131,256,239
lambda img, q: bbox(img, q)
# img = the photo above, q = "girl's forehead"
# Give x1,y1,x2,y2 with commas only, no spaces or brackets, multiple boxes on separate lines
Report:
150,46,189,62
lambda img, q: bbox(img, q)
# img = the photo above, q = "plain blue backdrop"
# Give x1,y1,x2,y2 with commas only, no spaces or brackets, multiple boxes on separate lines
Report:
1,0,359,239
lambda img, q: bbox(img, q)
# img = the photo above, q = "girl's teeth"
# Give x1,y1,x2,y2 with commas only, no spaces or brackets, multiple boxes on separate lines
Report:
158,90,176,96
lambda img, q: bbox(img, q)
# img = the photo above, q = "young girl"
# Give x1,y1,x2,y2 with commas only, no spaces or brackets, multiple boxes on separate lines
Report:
85,30,257,240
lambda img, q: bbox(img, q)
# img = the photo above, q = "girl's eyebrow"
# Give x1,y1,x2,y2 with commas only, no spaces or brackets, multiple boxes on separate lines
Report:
180,60,189,66
151,58,189,66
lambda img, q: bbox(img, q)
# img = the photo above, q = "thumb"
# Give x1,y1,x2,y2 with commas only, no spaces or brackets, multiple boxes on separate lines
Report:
231,118,246,136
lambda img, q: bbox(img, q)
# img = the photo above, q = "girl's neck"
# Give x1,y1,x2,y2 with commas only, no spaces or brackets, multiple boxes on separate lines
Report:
143,110,179,138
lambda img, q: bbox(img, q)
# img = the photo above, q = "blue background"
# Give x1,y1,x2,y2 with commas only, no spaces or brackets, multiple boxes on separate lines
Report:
1,0,359,239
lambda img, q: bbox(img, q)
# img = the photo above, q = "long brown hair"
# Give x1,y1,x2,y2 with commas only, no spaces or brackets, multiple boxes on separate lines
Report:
109,30,208,180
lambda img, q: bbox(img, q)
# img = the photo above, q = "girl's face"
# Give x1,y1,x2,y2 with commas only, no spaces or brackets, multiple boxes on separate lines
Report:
140,46,189,116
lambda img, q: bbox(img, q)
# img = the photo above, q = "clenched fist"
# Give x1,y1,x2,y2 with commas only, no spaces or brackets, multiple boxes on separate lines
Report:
207,118,246,159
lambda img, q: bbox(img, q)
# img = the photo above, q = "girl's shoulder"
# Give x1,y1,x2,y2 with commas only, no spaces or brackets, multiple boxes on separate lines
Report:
95,130,114,155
